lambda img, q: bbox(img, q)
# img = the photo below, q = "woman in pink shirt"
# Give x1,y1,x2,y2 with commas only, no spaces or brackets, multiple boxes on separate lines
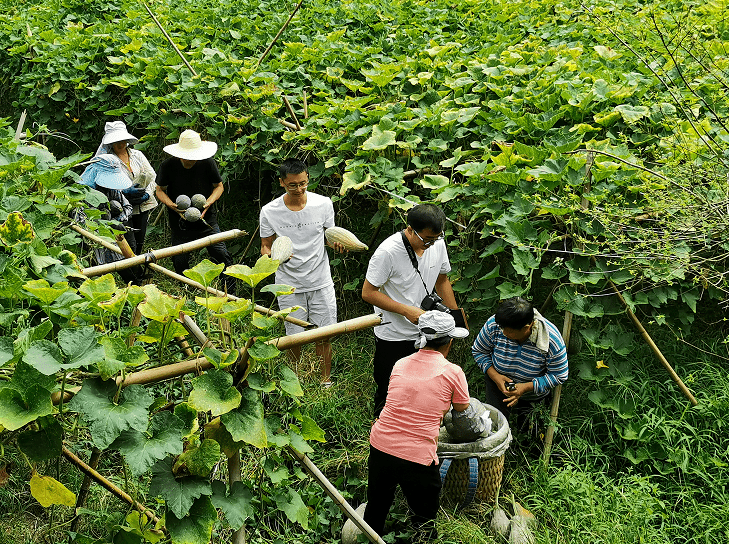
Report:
363,311,471,539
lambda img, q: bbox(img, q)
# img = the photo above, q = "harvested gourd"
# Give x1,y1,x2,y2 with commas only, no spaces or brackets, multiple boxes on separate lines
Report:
270,236,294,263
508,495,536,544
490,489,510,538
184,207,202,222
341,503,367,544
324,226,368,251
175,194,191,210
190,193,207,210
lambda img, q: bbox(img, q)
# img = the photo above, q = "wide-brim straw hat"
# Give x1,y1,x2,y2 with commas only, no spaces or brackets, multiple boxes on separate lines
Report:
101,121,139,146
81,154,133,190
163,129,217,160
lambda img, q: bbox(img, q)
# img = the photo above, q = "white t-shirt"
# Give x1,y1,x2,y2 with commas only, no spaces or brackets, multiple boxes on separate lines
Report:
366,231,451,341
259,192,335,293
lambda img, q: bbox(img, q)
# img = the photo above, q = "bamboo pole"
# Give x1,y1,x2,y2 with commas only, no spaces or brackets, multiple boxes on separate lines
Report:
81,229,246,276
62,445,162,526
70,447,102,532
287,446,385,544
608,280,698,406
14,110,27,141
141,1,197,76
279,119,299,131
302,90,308,119
256,0,305,67
70,224,313,328
542,312,572,465
115,314,381,388
179,312,212,349
282,95,302,130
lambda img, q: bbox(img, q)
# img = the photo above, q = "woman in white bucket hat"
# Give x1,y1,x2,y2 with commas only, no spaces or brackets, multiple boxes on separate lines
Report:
95,121,158,254
155,129,235,294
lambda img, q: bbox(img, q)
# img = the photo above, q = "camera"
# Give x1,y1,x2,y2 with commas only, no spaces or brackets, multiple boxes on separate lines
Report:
421,291,450,313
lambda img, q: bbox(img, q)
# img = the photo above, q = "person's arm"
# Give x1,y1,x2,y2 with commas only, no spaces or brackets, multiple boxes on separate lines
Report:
155,185,184,218
201,182,224,218
434,273,457,309
261,234,275,257
452,402,470,412
473,322,513,397
533,338,569,395
361,279,424,324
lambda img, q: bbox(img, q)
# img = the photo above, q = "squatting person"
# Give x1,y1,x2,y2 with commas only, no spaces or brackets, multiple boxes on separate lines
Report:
472,297,568,434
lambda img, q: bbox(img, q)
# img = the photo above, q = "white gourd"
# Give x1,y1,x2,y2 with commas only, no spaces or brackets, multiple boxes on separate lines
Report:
175,194,191,210
184,207,202,222
190,193,207,210
324,226,369,251
341,503,367,544
270,236,294,263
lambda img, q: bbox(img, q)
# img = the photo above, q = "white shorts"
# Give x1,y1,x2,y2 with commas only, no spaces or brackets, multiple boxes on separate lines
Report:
277,285,337,336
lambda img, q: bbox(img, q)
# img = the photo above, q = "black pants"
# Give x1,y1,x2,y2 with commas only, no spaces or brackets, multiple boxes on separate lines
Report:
363,446,440,538
170,222,235,295
482,373,551,433
372,336,418,418
129,209,150,255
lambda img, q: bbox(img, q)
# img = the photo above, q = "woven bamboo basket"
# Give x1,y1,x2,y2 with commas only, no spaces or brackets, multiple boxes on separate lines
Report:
440,454,505,504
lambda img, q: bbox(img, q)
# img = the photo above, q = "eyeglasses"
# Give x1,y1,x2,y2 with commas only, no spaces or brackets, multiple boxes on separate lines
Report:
413,230,444,247
284,181,309,189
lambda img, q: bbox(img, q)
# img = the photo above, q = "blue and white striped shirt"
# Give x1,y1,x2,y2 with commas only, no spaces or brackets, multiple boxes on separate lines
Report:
472,316,568,399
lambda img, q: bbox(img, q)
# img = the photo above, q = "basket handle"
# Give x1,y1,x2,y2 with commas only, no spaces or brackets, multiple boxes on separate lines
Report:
438,457,478,511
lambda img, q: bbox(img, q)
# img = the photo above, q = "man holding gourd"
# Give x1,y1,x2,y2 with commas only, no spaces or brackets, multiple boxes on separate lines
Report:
259,158,348,388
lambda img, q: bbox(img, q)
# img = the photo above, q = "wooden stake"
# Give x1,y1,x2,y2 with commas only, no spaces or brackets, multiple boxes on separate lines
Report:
282,95,302,130
608,281,698,406
14,110,27,141
256,0,305,67
81,229,246,276
70,447,102,533
542,312,572,465
141,1,198,76
62,445,162,527
303,90,308,119
287,446,386,544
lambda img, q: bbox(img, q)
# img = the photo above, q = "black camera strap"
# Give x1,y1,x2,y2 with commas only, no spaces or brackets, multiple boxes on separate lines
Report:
401,231,429,292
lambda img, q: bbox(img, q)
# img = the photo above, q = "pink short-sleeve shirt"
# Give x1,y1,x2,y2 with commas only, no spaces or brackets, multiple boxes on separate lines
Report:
370,349,470,465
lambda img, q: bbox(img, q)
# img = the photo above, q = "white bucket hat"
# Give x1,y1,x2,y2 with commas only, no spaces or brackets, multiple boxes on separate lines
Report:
163,129,217,160
415,310,469,348
101,121,139,146
80,154,133,190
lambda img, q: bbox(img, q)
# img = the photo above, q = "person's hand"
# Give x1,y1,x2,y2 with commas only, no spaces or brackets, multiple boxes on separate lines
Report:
488,370,513,395
330,241,349,254
503,382,532,408
403,305,426,324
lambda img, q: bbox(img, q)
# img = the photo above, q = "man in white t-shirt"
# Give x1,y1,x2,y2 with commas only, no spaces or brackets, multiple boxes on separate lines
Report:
362,204,458,417
260,159,345,386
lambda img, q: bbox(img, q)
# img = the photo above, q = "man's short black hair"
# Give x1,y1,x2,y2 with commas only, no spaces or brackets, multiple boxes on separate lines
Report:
424,335,452,349
279,158,308,180
494,297,534,330
407,204,446,233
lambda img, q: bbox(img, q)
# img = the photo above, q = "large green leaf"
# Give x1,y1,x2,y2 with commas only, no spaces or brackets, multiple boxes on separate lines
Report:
0,362,53,431
17,415,63,462
138,285,186,323
78,274,117,303
362,125,397,150
220,388,267,448
23,340,63,375
187,369,241,416
183,259,224,288
615,104,650,124
0,211,34,246
203,417,245,458
111,411,185,475
211,298,255,320
274,488,309,529
137,320,188,344
150,458,211,519
166,495,217,544
100,337,149,380
0,336,13,366
248,339,280,362
23,279,69,305
279,365,303,397
58,326,106,370
224,256,278,288
210,480,254,531
68,380,154,449
172,438,221,478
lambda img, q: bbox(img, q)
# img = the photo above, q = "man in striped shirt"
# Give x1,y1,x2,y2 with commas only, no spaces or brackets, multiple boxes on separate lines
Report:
472,297,568,430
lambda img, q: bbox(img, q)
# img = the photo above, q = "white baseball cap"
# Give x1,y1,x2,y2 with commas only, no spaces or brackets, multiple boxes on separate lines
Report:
418,311,469,341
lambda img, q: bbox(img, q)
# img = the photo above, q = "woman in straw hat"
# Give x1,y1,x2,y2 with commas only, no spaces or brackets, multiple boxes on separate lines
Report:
359,311,471,541
155,129,235,294
95,121,158,254
80,154,140,283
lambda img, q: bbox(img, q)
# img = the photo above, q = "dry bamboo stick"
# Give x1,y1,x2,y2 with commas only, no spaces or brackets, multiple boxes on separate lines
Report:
14,110,27,141
302,90,308,119
228,452,246,544
279,119,298,131
608,280,698,406
282,95,302,130
256,0,305,67
70,223,313,328
142,1,197,76
70,447,102,532
542,311,572,465
62,445,162,526
81,229,246,276
115,314,381,388
179,312,213,349
287,446,385,544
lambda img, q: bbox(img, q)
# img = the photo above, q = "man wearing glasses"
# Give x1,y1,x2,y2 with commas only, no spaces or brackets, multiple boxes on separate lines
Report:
362,204,458,417
260,159,345,387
